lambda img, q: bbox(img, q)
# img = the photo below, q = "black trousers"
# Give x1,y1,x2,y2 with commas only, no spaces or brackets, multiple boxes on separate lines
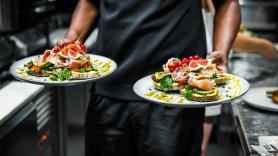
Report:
85,93,205,156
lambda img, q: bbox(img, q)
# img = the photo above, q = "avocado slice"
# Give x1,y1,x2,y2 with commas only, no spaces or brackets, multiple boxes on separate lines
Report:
152,72,170,82
195,89,214,95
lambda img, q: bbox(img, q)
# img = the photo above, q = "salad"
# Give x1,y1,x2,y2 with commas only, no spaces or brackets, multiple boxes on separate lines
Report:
151,55,231,102
24,41,110,81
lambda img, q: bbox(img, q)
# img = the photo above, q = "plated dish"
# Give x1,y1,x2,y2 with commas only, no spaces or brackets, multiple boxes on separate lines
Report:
243,87,278,112
10,41,117,86
134,56,249,107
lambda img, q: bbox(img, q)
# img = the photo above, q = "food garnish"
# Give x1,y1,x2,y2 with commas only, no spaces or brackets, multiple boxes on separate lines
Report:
151,55,230,102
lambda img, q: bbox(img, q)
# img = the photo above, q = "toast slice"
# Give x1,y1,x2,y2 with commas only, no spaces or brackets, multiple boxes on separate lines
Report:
180,87,219,102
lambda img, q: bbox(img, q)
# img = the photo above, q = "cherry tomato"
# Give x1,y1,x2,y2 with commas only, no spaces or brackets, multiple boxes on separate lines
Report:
53,46,61,53
168,61,181,72
177,79,187,85
80,44,87,53
193,55,201,60
182,58,190,66
43,50,51,60
188,56,194,61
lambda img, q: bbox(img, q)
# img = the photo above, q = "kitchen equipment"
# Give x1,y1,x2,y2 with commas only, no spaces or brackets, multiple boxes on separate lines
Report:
133,74,249,108
0,38,13,70
240,0,278,31
0,0,19,32
9,28,47,58
0,81,59,156
0,0,60,33
243,87,278,112
10,54,117,86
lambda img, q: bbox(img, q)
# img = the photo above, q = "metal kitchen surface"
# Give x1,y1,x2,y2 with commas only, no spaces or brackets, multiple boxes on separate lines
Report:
230,53,278,156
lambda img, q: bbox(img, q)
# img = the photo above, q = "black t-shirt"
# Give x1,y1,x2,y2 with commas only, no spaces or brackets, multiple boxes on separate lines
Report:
90,0,207,100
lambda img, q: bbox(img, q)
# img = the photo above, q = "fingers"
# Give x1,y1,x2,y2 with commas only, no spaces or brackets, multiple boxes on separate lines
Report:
208,51,228,72
57,38,73,46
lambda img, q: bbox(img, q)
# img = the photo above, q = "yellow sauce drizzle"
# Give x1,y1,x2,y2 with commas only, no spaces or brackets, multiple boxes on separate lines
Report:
16,72,25,75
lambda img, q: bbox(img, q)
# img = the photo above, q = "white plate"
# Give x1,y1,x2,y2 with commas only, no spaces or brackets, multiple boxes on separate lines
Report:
10,54,117,86
133,74,249,108
243,87,278,112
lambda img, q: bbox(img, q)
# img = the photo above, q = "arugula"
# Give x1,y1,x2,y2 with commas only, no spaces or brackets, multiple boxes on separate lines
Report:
40,62,54,71
55,68,72,81
62,68,72,79
183,85,198,100
160,75,173,91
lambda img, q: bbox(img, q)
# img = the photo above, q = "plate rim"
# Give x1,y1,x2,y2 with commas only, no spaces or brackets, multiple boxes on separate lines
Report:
243,87,278,112
133,74,250,108
10,54,117,86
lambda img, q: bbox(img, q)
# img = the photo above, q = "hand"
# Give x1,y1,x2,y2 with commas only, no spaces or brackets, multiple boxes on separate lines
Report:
57,30,79,46
208,51,228,72
57,38,74,46
260,39,278,59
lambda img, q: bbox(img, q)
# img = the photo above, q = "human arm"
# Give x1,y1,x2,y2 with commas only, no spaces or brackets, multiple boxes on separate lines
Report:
208,0,241,71
62,0,99,43
233,32,278,59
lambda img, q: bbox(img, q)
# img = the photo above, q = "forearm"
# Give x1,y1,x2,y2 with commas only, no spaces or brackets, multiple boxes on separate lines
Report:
233,33,265,53
213,0,241,56
66,0,99,42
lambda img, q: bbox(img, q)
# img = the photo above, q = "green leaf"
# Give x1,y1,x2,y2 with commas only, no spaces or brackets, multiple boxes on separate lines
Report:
160,75,173,91
183,90,193,100
210,72,218,79
56,68,64,81
62,68,72,80
184,85,193,90
24,61,34,69
40,62,54,71
85,66,93,72
49,75,58,81
79,67,85,73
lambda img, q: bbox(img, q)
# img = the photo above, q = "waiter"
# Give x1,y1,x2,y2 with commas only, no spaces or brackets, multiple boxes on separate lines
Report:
61,0,240,155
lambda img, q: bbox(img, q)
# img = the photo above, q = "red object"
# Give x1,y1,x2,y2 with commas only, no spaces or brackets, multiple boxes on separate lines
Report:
80,44,87,53
168,61,181,72
188,56,193,61
197,59,209,66
42,134,47,141
182,58,190,66
33,66,41,73
53,46,61,53
193,55,201,60
177,79,186,85
188,60,199,68
43,50,51,60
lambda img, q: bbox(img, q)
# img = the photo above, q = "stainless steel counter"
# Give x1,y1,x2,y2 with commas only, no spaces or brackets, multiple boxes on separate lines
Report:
230,53,278,156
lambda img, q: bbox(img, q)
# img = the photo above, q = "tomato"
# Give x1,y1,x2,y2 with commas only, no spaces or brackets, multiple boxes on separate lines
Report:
188,56,194,61
177,79,187,85
33,66,41,73
168,64,176,72
182,58,190,66
168,61,181,72
53,46,61,53
43,50,51,60
193,55,201,60
80,44,87,53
